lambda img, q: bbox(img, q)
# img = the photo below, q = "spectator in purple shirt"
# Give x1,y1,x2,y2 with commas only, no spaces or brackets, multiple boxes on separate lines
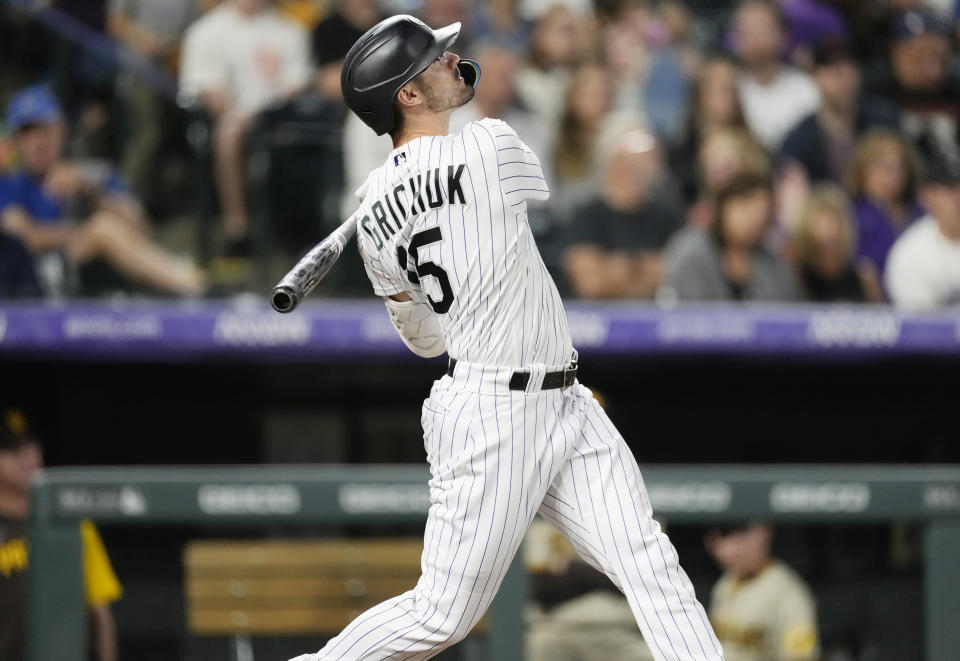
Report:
844,127,925,293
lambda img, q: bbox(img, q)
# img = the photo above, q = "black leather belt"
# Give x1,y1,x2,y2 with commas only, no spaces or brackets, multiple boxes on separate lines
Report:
446,357,578,391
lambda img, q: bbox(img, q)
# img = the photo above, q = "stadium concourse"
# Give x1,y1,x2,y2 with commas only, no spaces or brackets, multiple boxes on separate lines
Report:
2,1,960,660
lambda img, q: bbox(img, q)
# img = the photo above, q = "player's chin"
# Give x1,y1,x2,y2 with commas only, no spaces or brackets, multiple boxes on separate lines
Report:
458,85,475,106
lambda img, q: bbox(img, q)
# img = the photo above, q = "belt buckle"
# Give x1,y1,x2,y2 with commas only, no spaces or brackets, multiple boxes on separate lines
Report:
562,359,578,389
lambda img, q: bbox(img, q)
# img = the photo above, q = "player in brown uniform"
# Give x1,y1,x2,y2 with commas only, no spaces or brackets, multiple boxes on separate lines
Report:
0,409,123,661
705,523,819,661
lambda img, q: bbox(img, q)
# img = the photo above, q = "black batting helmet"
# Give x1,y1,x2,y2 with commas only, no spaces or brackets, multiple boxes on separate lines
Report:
341,14,480,136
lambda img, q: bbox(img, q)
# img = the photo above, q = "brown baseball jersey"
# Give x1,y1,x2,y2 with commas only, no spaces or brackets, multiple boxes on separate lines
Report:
709,560,819,661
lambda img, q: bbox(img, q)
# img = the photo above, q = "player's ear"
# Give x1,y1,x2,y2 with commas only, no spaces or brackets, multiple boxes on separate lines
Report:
396,83,422,110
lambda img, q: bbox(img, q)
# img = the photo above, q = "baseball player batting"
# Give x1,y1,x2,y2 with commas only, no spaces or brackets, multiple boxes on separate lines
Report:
290,15,724,661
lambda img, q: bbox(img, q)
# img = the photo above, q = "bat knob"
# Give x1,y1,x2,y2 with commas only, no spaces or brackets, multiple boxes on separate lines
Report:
271,287,298,313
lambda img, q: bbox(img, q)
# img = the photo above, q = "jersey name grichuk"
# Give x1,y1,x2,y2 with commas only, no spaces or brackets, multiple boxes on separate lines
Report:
359,164,467,251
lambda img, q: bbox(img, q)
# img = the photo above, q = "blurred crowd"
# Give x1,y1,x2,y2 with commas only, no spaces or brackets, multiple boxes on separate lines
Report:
1,0,959,308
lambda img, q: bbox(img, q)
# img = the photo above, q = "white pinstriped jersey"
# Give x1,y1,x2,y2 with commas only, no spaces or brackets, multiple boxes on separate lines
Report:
355,118,573,368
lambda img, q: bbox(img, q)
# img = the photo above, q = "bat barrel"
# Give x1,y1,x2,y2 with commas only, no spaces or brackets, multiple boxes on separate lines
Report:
270,214,358,314
271,286,299,313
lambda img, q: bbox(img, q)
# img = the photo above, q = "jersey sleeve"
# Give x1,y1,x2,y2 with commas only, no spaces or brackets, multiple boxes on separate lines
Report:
358,229,406,297
80,519,123,608
475,119,549,207
773,574,819,661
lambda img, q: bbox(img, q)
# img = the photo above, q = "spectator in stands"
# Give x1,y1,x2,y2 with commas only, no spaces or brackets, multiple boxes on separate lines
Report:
670,55,748,206
780,0,848,68
705,522,819,661
689,127,769,227
420,0,474,53
731,0,820,151
780,40,899,186
0,232,40,298
470,0,531,53
0,409,123,661
845,128,925,284
525,517,654,661
317,1,391,219
886,154,960,309
550,63,616,222
0,85,206,296
107,0,197,207
311,0,381,104
601,0,695,141
792,184,876,302
517,4,588,137
563,128,681,299
661,171,799,302
867,8,960,167
179,0,311,256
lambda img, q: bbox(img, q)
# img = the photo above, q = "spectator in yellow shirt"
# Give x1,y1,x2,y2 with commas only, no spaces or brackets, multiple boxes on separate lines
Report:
0,409,122,661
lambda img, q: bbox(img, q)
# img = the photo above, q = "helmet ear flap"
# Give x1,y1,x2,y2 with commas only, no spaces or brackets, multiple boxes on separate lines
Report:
457,59,481,88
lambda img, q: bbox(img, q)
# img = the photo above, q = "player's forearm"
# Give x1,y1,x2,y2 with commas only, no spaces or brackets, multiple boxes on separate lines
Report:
2,209,75,253
567,258,645,299
626,253,663,299
564,248,636,299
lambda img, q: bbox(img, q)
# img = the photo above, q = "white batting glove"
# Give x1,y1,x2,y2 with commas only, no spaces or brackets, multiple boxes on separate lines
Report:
384,296,446,358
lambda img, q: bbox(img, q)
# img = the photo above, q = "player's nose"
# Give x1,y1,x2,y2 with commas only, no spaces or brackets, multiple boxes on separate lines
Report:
446,52,460,70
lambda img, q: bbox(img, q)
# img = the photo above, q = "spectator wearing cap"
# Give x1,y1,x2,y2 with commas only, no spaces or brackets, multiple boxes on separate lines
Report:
0,409,123,661
780,0,848,67
867,8,960,167
731,0,821,151
886,155,960,309
562,128,682,299
0,85,206,296
179,0,311,256
780,41,899,186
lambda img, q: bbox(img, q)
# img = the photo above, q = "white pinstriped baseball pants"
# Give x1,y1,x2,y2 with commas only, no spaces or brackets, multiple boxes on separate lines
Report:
292,360,724,661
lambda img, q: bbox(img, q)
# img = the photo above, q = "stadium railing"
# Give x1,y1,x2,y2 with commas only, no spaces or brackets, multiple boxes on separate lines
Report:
3,300,959,358
28,464,960,661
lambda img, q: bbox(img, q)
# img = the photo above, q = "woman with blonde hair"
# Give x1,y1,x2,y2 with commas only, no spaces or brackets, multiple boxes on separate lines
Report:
845,128,925,281
792,184,880,302
687,126,769,227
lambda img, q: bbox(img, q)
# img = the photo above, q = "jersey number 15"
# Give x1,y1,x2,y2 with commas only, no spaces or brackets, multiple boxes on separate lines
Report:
397,227,454,314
